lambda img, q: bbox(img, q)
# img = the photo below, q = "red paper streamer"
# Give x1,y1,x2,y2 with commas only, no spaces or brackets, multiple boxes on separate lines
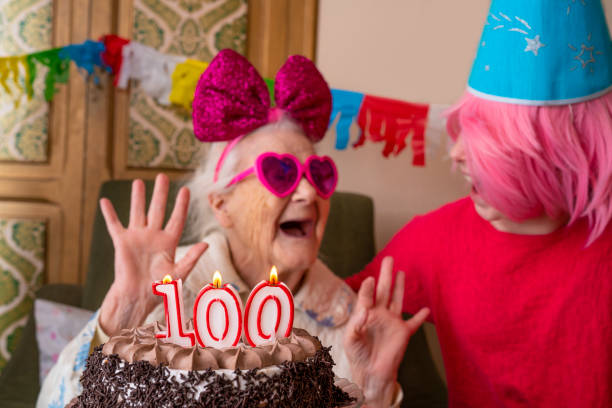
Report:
100,35,130,85
355,95,429,165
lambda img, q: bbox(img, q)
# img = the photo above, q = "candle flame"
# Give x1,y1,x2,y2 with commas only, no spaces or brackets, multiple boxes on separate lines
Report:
269,266,278,285
162,275,173,284
213,271,222,288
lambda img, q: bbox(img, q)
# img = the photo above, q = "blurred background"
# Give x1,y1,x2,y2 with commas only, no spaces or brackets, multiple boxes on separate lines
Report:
0,0,611,393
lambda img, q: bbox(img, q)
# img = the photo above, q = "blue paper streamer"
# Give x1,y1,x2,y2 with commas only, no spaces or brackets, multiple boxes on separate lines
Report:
59,40,106,83
330,89,364,150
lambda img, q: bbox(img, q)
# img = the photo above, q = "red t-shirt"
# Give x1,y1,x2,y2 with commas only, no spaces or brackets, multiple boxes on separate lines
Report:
346,197,612,407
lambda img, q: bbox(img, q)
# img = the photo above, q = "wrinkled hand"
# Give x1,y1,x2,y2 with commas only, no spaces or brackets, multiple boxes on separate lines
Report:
99,174,208,335
344,257,430,408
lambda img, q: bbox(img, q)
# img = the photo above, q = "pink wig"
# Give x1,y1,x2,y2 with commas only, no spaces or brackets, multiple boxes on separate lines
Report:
446,91,612,245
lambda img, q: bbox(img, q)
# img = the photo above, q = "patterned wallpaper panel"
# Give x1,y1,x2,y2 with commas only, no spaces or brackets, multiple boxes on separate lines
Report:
0,0,52,162
129,0,247,169
0,219,45,373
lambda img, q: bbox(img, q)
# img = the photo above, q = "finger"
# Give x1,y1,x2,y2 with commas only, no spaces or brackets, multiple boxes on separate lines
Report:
375,256,393,308
357,277,375,311
174,242,208,280
100,198,123,240
353,305,368,334
345,305,368,346
147,174,169,230
164,186,190,238
344,278,374,349
390,270,405,315
129,179,146,228
405,307,430,337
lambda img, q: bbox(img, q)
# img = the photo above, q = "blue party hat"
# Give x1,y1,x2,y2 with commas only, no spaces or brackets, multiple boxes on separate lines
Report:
468,0,612,105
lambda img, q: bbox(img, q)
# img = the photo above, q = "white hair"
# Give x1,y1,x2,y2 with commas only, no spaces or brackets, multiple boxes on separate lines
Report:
183,116,304,242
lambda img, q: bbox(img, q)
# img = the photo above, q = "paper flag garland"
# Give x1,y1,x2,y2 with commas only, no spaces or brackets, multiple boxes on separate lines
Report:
0,35,451,163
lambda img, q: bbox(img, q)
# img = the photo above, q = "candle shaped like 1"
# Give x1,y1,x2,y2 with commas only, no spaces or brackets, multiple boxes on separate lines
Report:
193,271,243,348
151,275,195,347
244,266,294,347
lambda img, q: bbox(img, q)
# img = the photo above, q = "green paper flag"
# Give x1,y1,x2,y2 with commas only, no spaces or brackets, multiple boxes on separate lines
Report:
264,77,275,106
27,49,71,101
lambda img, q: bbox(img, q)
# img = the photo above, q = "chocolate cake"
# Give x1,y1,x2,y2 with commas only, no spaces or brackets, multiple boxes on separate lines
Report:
66,324,357,407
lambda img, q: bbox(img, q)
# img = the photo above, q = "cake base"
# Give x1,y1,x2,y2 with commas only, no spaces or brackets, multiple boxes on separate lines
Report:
68,345,355,408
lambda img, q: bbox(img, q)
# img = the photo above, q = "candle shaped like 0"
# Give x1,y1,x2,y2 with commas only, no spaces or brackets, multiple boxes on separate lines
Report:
151,275,196,347
193,271,243,348
244,266,294,347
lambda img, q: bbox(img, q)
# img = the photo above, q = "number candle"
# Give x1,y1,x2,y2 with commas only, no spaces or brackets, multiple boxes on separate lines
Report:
243,266,294,347
151,275,196,347
193,271,243,348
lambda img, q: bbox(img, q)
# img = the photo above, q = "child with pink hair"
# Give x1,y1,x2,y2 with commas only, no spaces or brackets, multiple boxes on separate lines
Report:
344,1,612,406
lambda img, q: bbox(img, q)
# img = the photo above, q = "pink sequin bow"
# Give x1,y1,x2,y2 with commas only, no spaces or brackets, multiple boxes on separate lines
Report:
192,49,332,143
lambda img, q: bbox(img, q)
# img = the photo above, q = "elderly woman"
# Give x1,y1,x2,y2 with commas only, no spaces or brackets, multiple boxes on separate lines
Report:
37,50,428,408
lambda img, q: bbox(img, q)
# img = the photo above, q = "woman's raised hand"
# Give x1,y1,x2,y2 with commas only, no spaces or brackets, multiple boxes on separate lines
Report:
99,174,208,335
344,256,430,408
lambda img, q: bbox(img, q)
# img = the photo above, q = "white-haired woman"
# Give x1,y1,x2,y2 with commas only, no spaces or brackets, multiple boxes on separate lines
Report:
37,50,428,408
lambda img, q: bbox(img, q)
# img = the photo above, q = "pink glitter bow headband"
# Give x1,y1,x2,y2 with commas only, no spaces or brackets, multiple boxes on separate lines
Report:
191,49,332,181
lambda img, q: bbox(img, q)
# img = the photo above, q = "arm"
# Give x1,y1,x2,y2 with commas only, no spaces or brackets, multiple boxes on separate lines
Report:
344,257,430,408
98,174,208,335
39,175,208,407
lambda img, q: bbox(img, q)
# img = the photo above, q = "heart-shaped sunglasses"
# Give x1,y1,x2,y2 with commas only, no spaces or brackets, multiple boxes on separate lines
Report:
226,153,338,198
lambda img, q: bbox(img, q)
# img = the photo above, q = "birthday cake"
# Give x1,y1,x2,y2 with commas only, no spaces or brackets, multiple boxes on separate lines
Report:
65,323,356,407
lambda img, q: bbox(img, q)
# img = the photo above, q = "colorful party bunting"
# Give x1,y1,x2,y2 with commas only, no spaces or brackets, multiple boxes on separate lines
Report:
0,35,447,163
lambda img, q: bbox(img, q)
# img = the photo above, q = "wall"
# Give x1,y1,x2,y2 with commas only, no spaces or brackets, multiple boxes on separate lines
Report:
315,0,484,249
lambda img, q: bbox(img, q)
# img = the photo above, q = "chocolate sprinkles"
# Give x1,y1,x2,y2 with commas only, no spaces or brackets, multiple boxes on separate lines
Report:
68,345,355,407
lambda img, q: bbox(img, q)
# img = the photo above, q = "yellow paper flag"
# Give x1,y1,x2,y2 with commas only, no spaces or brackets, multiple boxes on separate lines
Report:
0,56,22,95
169,59,209,111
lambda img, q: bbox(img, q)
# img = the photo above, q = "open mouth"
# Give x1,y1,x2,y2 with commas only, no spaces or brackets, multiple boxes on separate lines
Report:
462,172,478,195
279,219,314,238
